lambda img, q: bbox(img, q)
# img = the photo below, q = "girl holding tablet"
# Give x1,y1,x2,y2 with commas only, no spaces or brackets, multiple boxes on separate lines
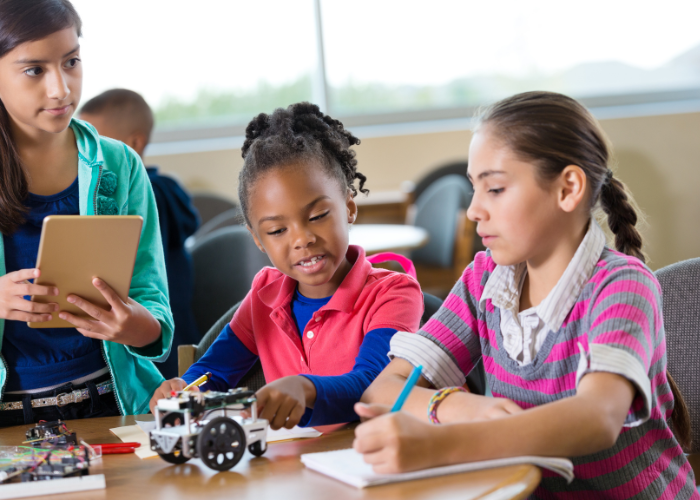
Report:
0,0,173,425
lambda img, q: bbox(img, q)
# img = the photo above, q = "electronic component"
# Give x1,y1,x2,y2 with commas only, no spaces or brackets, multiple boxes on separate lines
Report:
150,388,269,471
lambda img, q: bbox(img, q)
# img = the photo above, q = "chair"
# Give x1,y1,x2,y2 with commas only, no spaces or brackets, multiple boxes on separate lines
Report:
189,207,244,245
189,226,270,336
178,302,266,391
191,192,237,226
412,161,471,201
656,258,700,471
408,174,476,297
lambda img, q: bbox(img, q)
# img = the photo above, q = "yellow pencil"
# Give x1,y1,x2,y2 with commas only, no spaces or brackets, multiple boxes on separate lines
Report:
183,372,211,391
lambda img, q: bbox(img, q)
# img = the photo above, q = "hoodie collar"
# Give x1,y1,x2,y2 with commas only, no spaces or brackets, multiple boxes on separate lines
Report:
70,118,104,168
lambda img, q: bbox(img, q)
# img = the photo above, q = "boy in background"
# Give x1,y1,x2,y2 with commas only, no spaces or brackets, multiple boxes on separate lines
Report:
80,89,200,378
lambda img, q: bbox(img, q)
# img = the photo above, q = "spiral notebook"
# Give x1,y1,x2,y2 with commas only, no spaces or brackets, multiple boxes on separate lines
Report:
301,448,574,488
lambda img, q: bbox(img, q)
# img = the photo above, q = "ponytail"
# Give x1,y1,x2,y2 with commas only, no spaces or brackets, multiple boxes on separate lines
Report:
667,372,692,450
0,102,28,234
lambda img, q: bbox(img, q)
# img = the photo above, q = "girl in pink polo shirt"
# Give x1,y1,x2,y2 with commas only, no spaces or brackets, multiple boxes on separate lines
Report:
150,102,423,430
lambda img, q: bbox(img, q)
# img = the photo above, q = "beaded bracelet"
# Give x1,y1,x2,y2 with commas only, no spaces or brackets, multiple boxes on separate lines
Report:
427,386,467,424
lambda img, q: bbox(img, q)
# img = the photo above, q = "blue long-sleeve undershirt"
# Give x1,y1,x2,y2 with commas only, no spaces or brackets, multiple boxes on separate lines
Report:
182,324,396,426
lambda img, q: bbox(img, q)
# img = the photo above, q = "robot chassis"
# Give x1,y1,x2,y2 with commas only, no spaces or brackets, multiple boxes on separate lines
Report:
150,388,269,471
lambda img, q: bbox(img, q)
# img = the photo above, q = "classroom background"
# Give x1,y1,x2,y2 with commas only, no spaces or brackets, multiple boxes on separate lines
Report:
72,0,700,277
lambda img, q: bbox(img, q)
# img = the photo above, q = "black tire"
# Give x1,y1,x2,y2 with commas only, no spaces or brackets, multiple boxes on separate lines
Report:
156,413,189,464
248,440,267,457
197,417,246,471
159,450,190,464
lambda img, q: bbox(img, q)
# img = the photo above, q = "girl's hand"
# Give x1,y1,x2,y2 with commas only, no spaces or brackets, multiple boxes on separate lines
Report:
254,376,315,430
353,403,447,474
149,378,199,414
438,392,523,423
0,269,59,322
59,277,161,348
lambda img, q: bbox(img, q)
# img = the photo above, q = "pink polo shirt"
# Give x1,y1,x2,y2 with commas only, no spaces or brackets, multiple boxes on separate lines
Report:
230,245,423,382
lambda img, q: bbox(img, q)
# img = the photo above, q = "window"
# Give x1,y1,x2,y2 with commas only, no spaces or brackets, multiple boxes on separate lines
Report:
72,0,700,136
72,0,317,131
321,0,700,117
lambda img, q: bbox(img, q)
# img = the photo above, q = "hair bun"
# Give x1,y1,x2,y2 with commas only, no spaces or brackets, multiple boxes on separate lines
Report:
242,113,271,158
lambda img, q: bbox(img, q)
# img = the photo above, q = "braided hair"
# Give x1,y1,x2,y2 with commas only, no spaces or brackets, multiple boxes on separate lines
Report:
239,102,368,225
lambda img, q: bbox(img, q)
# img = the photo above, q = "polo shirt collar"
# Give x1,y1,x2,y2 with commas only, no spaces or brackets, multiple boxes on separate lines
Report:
257,245,371,313
479,220,606,332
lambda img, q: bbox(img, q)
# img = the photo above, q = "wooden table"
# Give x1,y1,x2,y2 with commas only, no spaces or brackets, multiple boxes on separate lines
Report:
349,224,429,254
0,416,541,500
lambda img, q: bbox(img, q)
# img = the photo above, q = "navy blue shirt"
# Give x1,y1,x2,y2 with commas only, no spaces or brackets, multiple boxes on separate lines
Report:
146,167,200,379
1,177,106,391
184,290,396,426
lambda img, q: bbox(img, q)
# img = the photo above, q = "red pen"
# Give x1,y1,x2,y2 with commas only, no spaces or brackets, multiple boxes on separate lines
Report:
101,447,136,455
95,442,141,449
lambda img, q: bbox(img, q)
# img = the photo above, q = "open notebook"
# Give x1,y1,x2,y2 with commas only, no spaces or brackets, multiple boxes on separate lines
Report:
301,448,574,488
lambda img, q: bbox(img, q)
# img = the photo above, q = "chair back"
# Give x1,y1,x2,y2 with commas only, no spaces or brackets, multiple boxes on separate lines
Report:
656,258,700,452
191,302,266,391
191,207,243,243
412,161,470,201
191,193,237,226
411,174,473,268
190,226,270,335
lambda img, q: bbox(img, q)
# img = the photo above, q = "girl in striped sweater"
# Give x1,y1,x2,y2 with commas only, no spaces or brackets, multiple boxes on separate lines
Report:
354,91,698,499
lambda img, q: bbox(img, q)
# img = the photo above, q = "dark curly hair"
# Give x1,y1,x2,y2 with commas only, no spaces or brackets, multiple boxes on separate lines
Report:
238,102,368,225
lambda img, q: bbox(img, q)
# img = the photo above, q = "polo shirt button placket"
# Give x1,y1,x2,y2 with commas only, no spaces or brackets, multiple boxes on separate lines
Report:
307,331,314,339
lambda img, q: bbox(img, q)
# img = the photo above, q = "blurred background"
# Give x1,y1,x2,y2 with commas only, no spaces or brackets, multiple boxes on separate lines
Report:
72,0,700,271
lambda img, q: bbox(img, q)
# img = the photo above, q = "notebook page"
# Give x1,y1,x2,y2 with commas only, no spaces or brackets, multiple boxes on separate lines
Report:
267,426,322,443
301,448,574,488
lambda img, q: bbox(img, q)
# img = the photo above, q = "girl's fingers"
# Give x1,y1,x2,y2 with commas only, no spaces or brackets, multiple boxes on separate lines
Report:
286,403,306,429
354,402,391,420
59,311,105,333
11,299,58,314
270,398,296,430
92,278,127,313
16,283,58,297
6,311,53,323
7,268,40,282
66,294,112,323
353,428,387,454
76,328,109,341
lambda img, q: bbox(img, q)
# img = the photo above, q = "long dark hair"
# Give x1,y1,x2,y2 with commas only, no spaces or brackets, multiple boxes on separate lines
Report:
477,91,691,449
0,0,81,235
238,102,368,226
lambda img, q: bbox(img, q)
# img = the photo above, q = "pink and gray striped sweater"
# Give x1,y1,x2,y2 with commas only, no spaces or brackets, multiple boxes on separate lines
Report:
391,248,698,499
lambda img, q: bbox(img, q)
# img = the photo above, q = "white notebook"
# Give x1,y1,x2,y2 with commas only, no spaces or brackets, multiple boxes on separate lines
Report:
301,448,574,488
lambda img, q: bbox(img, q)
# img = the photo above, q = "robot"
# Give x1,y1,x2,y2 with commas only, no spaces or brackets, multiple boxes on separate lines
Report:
150,388,269,471
25,421,78,448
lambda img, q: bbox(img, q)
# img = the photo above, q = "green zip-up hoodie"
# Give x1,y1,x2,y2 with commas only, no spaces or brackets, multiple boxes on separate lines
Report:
0,119,174,415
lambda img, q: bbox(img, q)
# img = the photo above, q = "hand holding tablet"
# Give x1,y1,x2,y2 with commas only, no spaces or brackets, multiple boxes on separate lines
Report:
23,215,162,347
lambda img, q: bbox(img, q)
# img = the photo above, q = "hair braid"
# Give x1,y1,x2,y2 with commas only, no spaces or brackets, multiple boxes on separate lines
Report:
600,175,645,263
238,102,367,225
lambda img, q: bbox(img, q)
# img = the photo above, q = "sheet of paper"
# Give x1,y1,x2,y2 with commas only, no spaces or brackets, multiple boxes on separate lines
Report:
109,424,159,459
266,426,322,443
301,448,574,488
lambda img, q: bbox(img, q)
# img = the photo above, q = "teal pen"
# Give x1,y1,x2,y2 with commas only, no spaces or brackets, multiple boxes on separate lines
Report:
391,364,423,412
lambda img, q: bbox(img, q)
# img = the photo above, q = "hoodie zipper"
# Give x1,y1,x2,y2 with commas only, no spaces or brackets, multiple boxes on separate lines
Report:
92,165,123,415
92,165,103,216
